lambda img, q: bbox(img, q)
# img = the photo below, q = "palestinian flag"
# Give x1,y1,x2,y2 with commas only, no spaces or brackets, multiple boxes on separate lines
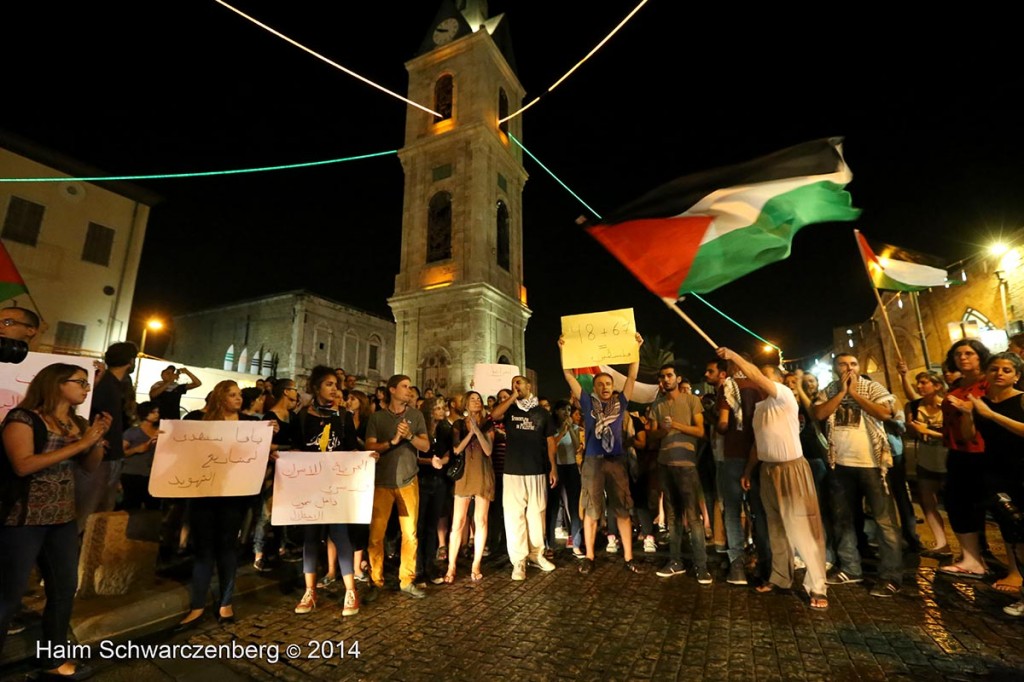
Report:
854,229,949,291
0,242,28,302
586,138,860,298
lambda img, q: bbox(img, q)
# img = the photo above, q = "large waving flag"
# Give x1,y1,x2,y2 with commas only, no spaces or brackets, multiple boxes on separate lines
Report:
854,229,949,291
0,242,29,302
586,138,860,298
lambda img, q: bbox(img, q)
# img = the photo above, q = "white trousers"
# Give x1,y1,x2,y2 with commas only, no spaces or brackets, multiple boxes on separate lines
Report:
503,473,547,565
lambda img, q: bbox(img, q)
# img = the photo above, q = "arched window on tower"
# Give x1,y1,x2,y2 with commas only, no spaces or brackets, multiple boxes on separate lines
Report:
428,192,452,263
435,74,454,121
496,200,510,271
498,88,509,134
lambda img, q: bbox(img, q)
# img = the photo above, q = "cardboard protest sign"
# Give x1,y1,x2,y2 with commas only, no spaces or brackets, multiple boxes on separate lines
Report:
471,363,520,398
560,308,639,369
148,420,272,497
0,352,97,421
272,450,376,525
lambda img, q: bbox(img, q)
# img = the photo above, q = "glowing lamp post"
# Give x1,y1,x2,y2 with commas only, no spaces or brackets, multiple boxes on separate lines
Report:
139,318,164,357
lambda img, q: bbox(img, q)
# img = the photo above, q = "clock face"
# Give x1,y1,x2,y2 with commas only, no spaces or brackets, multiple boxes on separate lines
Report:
433,17,460,45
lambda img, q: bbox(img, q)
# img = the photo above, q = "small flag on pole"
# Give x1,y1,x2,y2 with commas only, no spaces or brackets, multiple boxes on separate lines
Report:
854,229,949,291
0,241,29,302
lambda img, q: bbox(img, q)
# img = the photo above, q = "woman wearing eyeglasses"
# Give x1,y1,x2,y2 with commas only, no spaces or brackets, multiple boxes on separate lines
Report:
0,363,112,680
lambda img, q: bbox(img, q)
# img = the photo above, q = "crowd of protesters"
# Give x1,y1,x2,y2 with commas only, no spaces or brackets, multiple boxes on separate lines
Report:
3,302,1024,678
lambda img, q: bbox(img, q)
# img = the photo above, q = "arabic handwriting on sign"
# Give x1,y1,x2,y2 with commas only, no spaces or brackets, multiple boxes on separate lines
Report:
202,453,226,468
170,472,216,488
292,509,323,521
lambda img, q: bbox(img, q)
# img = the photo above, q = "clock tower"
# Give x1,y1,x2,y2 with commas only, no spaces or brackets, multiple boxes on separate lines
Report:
388,0,530,395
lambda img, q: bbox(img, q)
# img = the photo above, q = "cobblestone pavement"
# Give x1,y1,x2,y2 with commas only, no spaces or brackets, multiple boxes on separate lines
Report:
8,538,1024,682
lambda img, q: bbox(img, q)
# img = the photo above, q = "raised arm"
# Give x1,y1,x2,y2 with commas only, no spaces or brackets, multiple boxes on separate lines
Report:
716,347,776,398
897,360,920,402
558,335,583,400
622,333,644,403
180,368,202,391
489,390,517,422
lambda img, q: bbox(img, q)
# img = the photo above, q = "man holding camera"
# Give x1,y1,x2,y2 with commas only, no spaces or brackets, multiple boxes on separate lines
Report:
150,365,202,421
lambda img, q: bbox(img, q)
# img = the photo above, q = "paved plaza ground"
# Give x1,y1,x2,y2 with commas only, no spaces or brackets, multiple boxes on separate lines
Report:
4,530,1024,682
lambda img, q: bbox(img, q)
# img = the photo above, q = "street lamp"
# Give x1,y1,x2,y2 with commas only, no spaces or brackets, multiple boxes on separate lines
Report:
139,318,164,356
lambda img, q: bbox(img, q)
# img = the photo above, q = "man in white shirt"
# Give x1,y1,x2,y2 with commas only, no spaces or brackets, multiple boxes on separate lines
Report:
717,347,828,609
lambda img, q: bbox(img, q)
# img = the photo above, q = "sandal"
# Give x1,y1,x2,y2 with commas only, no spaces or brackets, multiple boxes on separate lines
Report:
993,580,1023,595
809,593,829,610
755,582,787,594
471,570,483,582
437,546,448,562
443,570,456,585
937,564,988,580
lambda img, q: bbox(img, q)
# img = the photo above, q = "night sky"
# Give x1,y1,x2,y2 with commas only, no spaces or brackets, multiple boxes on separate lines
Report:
4,2,1024,386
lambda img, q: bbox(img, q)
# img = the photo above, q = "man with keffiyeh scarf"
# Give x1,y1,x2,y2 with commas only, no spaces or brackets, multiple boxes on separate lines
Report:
559,332,646,575
813,353,903,598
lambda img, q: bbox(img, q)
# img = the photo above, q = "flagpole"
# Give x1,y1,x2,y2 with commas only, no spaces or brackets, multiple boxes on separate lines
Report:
910,291,932,369
663,298,718,349
871,285,904,365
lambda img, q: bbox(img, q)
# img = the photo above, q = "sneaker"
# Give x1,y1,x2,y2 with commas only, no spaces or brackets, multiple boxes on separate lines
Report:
341,589,360,617
624,559,646,574
578,558,594,575
643,536,657,553
606,536,619,554
869,580,900,598
572,547,586,560
826,569,863,585
727,559,748,585
294,589,316,614
656,560,686,578
1003,600,1024,617
253,557,271,572
400,582,426,599
354,573,369,583
511,561,527,581
528,554,556,572
793,556,806,570
695,569,714,585
316,575,338,589
430,575,446,585
280,548,303,563
555,527,569,539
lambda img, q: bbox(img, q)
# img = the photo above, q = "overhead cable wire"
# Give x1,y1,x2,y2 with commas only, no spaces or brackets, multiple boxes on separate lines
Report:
0,150,398,183
499,0,649,124
213,0,442,118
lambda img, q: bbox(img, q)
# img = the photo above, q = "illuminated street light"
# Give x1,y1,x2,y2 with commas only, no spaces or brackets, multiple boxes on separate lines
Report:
989,242,1010,257
139,318,164,356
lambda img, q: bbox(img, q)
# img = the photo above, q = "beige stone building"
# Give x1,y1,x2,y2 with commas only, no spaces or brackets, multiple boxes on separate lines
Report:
167,290,395,389
0,131,157,352
834,239,1022,397
387,2,531,395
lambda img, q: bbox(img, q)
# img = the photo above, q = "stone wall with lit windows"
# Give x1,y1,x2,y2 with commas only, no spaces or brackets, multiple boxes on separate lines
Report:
168,290,394,390
833,243,1024,402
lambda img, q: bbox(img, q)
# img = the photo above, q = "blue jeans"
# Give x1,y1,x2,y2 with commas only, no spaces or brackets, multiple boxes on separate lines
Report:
829,465,903,583
303,524,354,576
658,464,707,570
717,459,771,571
548,464,582,548
807,458,836,565
188,497,248,609
0,521,79,668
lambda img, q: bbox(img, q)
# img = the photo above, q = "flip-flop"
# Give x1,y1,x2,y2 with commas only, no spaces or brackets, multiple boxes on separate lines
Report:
471,572,483,582
443,572,456,584
993,580,1023,594
937,565,987,579
809,593,829,610
755,582,787,594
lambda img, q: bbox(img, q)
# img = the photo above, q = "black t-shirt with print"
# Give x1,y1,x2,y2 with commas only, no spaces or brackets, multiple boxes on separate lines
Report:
501,404,555,476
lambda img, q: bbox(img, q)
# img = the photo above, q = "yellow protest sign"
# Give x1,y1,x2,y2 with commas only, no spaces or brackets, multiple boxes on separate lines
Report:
560,308,639,369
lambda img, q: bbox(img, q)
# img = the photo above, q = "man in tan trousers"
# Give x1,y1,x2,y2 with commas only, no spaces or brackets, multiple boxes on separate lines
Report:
715,347,829,610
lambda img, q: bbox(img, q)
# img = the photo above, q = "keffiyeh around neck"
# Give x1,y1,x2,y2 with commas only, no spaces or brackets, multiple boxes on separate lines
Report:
722,376,744,431
516,395,538,411
590,393,621,453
